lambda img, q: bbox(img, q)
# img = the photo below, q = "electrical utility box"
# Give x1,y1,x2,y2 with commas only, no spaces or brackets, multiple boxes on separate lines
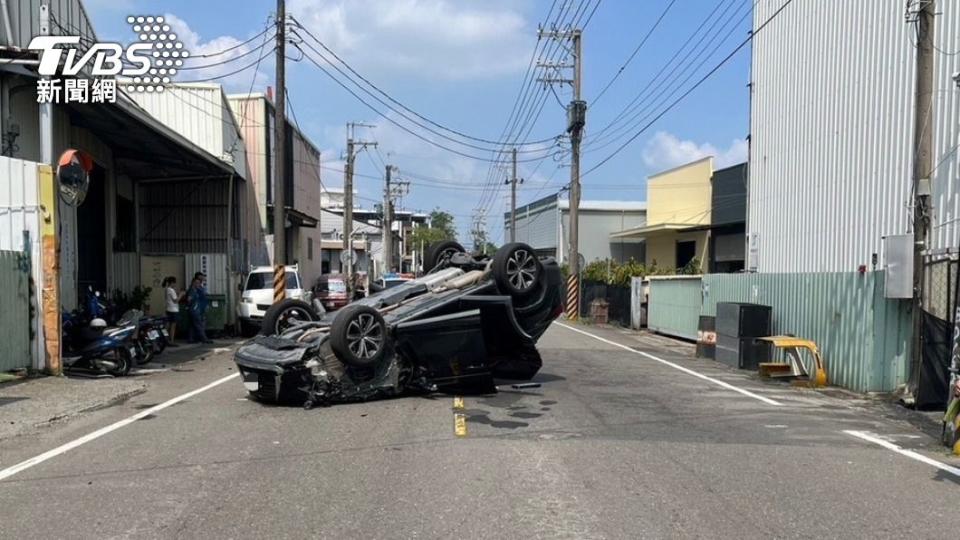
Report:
883,234,913,299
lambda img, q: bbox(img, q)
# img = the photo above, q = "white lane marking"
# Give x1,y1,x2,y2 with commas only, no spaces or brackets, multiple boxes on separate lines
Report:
843,430,960,478
0,372,240,482
554,322,783,406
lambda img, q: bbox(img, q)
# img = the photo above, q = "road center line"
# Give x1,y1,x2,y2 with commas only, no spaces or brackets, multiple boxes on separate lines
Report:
843,430,960,478
554,322,783,406
0,372,240,482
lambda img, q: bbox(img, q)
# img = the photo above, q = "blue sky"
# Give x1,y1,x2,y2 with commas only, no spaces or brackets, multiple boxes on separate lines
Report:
84,0,753,242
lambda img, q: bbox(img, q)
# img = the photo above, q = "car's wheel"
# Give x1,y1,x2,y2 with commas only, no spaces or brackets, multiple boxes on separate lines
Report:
424,240,465,272
492,243,542,298
329,304,389,368
108,347,132,377
259,299,318,336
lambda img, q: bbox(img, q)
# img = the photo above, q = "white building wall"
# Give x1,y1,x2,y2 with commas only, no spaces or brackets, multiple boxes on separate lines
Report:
748,0,960,272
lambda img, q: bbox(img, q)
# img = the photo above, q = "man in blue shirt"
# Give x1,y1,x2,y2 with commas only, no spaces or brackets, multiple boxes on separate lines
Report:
186,272,212,344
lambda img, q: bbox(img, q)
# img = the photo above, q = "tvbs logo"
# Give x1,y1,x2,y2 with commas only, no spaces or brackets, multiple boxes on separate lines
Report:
28,36,152,77
28,15,187,103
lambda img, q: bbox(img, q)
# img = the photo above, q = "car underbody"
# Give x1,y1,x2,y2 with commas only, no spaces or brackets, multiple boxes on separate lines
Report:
234,242,563,408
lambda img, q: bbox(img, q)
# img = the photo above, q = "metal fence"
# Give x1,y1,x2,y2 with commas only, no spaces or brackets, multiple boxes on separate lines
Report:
580,281,632,326
645,271,911,393
916,255,958,407
0,250,31,372
646,277,703,341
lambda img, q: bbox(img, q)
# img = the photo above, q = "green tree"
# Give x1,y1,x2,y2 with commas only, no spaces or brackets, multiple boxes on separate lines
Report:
428,209,457,238
409,208,457,249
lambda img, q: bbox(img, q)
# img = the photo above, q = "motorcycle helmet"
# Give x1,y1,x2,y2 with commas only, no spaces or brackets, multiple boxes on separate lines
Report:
90,318,107,329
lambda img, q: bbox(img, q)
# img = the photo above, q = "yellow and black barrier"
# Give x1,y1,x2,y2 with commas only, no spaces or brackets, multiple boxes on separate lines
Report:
565,274,579,321
273,264,286,303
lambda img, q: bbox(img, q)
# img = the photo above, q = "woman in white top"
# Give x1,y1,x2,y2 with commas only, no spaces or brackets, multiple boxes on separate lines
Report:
163,276,183,346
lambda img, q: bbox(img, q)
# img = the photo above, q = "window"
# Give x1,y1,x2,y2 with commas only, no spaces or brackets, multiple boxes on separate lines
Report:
676,240,696,269
244,272,299,291
308,238,314,261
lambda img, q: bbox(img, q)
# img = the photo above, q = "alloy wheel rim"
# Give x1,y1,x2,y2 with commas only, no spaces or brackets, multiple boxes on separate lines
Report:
506,249,538,290
277,307,306,333
439,247,459,263
345,313,383,359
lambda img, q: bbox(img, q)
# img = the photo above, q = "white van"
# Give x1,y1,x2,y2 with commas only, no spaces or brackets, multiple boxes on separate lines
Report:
237,265,311,336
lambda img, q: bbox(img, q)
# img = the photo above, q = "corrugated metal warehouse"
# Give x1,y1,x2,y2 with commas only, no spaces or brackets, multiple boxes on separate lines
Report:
505,195,647,264
748,0,960,273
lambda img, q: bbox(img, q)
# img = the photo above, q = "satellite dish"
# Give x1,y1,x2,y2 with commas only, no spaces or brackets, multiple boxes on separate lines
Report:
56,149,92,206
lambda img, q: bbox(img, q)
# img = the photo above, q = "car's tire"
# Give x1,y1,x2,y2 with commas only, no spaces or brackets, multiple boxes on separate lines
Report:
259,299,319,336
492,243,542,298
108,347,133,377
329,304,389,369
424,240,465,272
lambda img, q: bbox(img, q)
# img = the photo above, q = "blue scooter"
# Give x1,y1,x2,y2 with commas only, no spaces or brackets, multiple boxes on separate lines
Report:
62,311,137,377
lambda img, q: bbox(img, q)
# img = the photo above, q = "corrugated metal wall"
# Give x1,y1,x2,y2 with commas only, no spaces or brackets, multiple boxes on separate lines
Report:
130,85,247,179
0,251,31,371
748,0,960,272
647,277,703,341
0,157,43,369
700,272,910,392
183,253,228,296
509,197,559,252
139,179,228,254
5,0,97,49
109,252,140,295
646,270,911,392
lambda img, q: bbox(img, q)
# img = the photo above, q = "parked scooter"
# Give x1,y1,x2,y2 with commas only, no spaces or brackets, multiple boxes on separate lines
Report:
116,309,160,366
62,311,136,376
143,316,171,353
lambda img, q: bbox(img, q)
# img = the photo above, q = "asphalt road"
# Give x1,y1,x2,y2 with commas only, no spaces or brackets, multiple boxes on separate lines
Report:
2,323,959,539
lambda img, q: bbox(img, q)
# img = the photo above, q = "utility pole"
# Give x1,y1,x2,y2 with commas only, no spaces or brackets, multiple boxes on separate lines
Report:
272,0,287,303
908,0,935,398
471,212,486,253
539,27,585,320
506,147,523,243
343,123,376,290
383,164,396,274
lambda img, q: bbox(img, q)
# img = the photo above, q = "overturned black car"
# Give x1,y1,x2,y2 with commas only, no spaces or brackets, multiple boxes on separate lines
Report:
233,242,564,407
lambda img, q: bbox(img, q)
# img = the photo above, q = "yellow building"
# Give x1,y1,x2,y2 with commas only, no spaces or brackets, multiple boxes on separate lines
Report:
610,157,713,273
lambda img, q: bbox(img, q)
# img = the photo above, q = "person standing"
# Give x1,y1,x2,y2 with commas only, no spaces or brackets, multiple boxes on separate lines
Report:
162,276,183,346
186,272,212,344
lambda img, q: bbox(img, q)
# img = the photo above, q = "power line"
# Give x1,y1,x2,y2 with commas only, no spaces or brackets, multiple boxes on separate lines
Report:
293,43,560,164
584,0,745,150
289,15,562,149
180,44,277,83
289,31,560,156
581,0,797,179
592,0,677,105
474,0,593,218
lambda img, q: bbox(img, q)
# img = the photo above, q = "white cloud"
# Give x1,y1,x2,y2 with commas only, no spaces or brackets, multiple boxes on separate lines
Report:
641,131,747,172
164,14,272,92
288,0,530,80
